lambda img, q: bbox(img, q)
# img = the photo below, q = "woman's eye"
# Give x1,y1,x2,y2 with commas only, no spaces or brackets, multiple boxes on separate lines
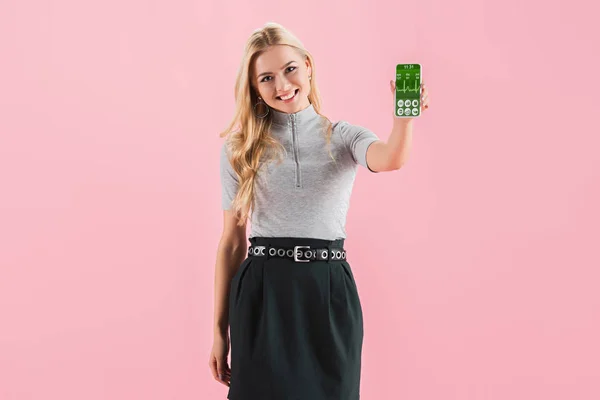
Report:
261,66,296,83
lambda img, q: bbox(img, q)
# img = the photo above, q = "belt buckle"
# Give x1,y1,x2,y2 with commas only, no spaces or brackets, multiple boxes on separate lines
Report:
294,245,310,262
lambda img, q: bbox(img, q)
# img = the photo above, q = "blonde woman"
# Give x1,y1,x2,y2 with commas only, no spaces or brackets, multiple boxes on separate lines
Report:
209,22,429,400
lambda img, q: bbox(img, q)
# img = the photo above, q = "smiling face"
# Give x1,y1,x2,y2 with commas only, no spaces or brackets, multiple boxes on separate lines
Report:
252,45,312,114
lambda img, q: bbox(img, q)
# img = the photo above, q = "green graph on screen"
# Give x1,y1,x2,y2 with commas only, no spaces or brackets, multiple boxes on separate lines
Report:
395,64,422,118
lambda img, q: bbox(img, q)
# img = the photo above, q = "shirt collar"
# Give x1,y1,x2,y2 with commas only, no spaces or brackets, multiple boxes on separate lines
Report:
270,103,320,127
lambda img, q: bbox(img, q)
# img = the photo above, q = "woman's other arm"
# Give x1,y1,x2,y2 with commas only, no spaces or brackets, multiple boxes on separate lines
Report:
214,209,247,337
209,209,247,387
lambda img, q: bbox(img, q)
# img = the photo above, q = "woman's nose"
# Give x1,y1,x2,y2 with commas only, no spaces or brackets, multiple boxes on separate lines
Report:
275,79,292,92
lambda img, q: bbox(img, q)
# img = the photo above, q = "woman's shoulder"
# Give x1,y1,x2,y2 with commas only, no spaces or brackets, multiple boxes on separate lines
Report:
328,119,364,137
323,118,349,133
329,119,356,130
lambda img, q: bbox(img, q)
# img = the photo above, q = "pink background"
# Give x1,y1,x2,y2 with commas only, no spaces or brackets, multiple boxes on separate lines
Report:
1,1,599,399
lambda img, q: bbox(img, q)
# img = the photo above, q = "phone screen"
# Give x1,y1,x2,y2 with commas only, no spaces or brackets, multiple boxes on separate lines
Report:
395,64,421,118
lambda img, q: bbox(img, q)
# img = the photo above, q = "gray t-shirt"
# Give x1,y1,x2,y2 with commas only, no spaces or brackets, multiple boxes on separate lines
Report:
220,103,379,240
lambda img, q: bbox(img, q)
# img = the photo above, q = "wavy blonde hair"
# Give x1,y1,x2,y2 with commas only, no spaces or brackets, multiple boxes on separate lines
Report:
219,22,336,226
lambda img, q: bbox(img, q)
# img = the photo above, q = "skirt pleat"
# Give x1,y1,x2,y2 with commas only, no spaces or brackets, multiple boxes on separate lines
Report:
227,237,363,400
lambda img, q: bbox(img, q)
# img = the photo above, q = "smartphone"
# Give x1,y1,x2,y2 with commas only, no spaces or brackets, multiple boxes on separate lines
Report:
394,64,422,118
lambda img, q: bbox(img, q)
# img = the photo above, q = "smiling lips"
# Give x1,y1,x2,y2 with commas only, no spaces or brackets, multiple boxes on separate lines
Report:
277,89,298,101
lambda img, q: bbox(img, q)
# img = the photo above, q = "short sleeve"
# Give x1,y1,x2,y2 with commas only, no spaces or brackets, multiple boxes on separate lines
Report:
335,120,381,173
220,142,239,210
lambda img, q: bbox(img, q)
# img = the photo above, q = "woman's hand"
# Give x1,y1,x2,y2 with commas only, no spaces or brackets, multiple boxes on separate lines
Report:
209,333,231,387
390,80,430,120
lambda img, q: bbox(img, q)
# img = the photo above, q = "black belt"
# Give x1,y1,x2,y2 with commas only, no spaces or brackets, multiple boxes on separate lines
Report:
248,244,347,263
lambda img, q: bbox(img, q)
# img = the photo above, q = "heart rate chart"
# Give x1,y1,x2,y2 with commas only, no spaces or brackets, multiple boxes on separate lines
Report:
396,80,420,94
395,64,421,118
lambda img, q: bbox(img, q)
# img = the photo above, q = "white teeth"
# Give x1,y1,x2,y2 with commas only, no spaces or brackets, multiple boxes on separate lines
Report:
279,90,297,100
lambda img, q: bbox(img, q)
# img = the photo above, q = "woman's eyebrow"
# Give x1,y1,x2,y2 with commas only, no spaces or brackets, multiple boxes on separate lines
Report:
257,61,296,79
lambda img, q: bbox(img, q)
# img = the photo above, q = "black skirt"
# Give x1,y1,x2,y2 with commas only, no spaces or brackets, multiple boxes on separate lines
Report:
227,236,364,400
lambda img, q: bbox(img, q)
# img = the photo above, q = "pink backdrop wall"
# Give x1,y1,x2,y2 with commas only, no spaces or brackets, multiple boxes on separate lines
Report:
1,0,599,399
